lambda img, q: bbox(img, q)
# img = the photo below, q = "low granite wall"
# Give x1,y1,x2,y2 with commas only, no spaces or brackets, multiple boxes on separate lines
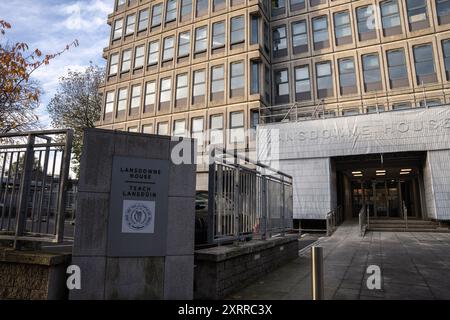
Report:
194,235,299,300
0,248,71,300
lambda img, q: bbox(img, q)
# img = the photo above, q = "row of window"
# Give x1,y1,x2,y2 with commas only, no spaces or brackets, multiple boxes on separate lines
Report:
105,60,262,118
112,0,248,41
269,0,450,21
274,40,450,104
109,15,251,77
123,110,260,146
273,0,450,58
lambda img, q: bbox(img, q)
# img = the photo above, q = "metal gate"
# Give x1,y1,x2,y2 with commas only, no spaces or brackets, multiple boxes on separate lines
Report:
208,148,293,244
0,130,73,248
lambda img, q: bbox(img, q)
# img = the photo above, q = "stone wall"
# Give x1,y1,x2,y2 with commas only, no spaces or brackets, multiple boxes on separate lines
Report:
194,235,299,300
0,248,71,300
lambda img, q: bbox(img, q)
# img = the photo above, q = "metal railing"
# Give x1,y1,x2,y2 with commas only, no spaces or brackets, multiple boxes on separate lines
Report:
260,92,450,124
0,130,73,248
359,205,368,237
207,148,293,244
326,205,343,236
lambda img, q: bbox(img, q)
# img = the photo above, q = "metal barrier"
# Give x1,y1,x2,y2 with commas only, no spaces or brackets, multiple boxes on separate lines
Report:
0,130,73,248
359,205,368,237
326,205,343,236
207,148,293,244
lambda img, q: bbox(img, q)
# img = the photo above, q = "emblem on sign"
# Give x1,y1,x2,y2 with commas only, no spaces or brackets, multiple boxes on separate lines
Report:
122,200,156,234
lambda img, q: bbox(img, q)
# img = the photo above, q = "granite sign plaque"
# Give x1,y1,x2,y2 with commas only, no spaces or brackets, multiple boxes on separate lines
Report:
108,156,169,257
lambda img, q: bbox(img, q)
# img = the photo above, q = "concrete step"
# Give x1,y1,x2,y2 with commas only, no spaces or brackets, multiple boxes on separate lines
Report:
368,227,450,233
369,219,437,225
370,222,439,227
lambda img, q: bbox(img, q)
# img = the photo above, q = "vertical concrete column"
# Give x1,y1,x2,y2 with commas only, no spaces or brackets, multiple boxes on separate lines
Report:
70,129,196,300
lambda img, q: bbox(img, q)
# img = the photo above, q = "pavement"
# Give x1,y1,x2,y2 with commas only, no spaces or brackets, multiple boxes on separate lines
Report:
227,220,450,300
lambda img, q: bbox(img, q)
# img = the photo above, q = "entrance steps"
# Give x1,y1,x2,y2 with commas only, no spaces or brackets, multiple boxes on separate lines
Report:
368,219,450,233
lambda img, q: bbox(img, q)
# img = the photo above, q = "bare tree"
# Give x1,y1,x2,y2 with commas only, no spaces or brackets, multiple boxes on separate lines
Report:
47,64,104,176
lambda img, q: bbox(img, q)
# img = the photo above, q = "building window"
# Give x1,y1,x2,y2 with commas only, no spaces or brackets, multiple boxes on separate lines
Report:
175,73,188,107
212,21,226,51
159,78,172,110
338,58,357,95
105,91,115,115
166,0,177,23
273,25,288,58
419,99,441,108
210,114,224,145
442,40,450,80
310,0,326,7
387,49,409,88
117,88,128,114
292,20,308,54
125,14,136,35
274,69,290,104
138,9,149,32
291,0,305,12
294,65,311,101
367,105,385,113
157,122,169,135
128,126,138,133
312,16,329,50
250,61,260,95
116,0,126,10
163,36,175,61
413,44,437,85
121,49,132,73
196,0,208,17
130,85,141,112
230,16,245,46
113,19,123,40
144,81,156,113
381,0,402,36
230,61,245,98
211,65,225,102
109,53,119,76
193,70,206,104
316,62,333,99
406,0,429,31
264,65,271,103
334,11,352,46
436,0,450,25
250,109,259,139
357,5,377,41
195,26,208,54
173,119,186,137
230,111,245,144
272,0,286,16
263,21,270,54
362,54,383,92
148,41,159,66
142,124,153,134
151,4,163,28
191,118,204,149
178,31,191,58
134,45,145,69
250,15,259,45
181,0,192,22
213,0,226,11
392,102,412,110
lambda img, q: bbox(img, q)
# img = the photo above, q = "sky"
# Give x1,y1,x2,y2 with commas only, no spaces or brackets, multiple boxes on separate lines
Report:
0,0,113,128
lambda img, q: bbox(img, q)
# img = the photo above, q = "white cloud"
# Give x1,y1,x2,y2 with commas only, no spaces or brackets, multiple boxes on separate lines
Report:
59,0,111,31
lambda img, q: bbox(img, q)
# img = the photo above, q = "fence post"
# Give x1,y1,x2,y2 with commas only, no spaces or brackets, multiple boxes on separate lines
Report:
281,177,285,237
234,163,240,242
55,130,73,243
13,135,35,250
207,147,216,245
311,246,324,300
261,172,269,240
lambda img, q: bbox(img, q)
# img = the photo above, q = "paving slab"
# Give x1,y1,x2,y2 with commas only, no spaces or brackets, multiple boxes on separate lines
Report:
227,220,450,300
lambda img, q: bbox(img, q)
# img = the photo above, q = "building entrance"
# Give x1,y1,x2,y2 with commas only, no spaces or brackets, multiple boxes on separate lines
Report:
335,152,426,221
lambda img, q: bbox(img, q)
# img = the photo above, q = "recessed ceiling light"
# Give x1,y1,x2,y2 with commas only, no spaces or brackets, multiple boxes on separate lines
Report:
400,172,410,175
352,171,362,175
376,170,386,173
401,169,412,172
376,173,386,176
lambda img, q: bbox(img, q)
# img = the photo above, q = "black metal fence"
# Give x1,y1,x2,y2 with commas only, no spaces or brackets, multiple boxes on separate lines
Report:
207,148,293,244
0,130,73,248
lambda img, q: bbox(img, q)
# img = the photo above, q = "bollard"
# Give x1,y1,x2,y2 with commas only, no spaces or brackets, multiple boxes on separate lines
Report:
311,246,324,300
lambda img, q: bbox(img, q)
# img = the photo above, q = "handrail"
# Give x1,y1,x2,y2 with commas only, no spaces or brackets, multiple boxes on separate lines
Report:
359,205,367,237
326,205,343,236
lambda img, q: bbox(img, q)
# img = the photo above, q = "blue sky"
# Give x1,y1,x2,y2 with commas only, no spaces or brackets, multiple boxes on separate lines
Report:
0,0,112,128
